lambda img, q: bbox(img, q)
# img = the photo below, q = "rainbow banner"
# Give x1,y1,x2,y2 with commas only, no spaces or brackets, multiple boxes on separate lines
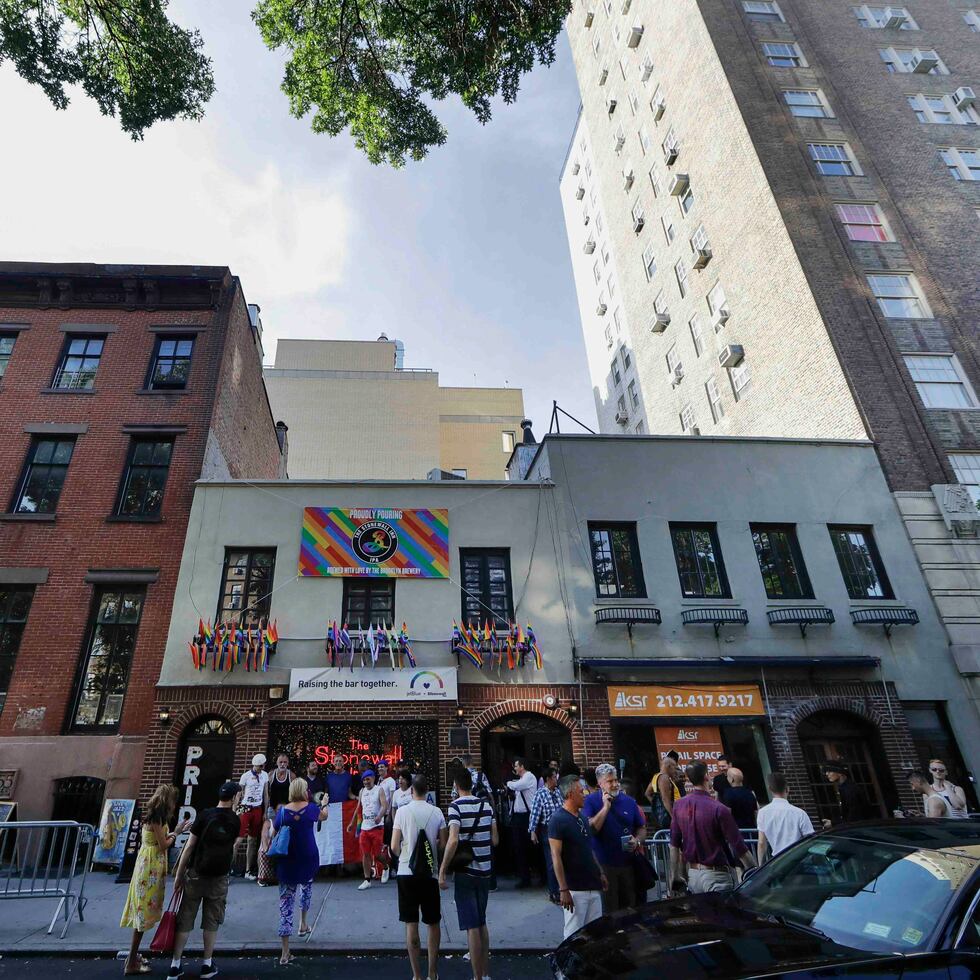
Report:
299,507,449,578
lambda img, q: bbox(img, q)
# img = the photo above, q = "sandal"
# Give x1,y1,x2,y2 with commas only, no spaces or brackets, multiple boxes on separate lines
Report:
278,954,295,966
297,928,311,937
124,963,152,976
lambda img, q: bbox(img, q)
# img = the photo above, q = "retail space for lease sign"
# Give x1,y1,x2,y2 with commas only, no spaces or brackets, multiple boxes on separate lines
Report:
654,725,725,781
607,683,765,718
289,666,458,702
299,507,449,578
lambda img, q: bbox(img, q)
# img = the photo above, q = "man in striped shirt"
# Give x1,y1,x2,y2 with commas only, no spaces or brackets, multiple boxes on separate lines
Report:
529,768,562,903
440,768,498,980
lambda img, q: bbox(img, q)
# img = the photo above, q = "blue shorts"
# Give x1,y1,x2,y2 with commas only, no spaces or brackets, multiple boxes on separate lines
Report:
454,873,490,931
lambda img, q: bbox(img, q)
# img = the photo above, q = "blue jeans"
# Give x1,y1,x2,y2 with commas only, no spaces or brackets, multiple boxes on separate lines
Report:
541,832,558,899
454,873,490,931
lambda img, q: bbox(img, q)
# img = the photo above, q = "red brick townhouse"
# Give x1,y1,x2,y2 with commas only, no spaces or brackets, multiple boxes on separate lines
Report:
0,263,285,821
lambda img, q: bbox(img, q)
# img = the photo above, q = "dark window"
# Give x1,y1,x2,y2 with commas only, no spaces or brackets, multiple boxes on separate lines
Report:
751,524,813,599
218,549,276,625
0,334,16,379
117,439,174,517
588,522,646,598
71,589,145,731
460,549,514,626
13,438,76,514
670,523,731,598
0,588,33,714
828,525,893,599
53,335,104,390
148,336,194,390
342,578,395,627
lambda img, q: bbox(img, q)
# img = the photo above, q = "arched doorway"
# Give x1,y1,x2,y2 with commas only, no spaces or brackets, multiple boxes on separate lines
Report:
798,710,897,823
174,716,236,824
481,712,573,789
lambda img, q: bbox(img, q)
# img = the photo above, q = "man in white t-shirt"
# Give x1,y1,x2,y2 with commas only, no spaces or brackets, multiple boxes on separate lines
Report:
347,770,389,889
391,775,447,980
756,772,815,865
377,761,398,884
237,754,268,880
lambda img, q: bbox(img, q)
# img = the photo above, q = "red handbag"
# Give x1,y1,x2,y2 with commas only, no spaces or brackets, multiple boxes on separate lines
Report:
149,887,182,954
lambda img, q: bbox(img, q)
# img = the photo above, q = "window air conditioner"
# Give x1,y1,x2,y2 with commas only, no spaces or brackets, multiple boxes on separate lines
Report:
668,172,690,196
632,214,645,233
607,97,618,115
583,212,591,225
651,312,670,332
597,301,608,315
628,24,644,47
615,411,629,425
613,131,626,150
640,60,653,82
882,8,907,28
689,425,701,436
599,67,609,85
954,86,977,109
623,167,635,190
575,184,585,199
621,0,631,13
911,53,938,73
663,143,679,165
585,8,595,27
571,162,581,175
718,344,745,368
672,364,685,384
583,239,596,254
714,305,731,326
653,96,666,120
693,246,712,270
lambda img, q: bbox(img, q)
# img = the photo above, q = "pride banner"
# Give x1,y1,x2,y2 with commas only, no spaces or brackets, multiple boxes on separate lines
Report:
299,507,449,578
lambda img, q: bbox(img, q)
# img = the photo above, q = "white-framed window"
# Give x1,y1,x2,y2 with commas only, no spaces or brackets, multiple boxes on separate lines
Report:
628,379,640,408
707,281,729,327
662,214,675,244
662,126,680,160
904,354,979,408
639,53,654,82
730,360,752,399
592,34,602,58
941,147,980,181
654,290,670,316
613,20,621,44
613,307,624,334
950,453,980,501
706,376,725,422
597,290,607,312
743,1,784,22
908,94,980,125
639,124,653,155
607,272,616,299
619,57,629,80
783,89,833,118
691,224,710,252
631,199,645,229
634,419,644,434
621,344,632,371
808,142,862,176
580,136,587,154
603,0,613,16
502,431,516,453
614,124,626,151
762,41,807,67
628,88,640,114
605,325,614,348
689,315,705,357
666,344,681,374
649,164,663,196
598,64,609,86
853,5,918,29
611,357,622,385
675,258,690,297
879,47,949,74
616,394,627,417
593,260,602,284
601,241,610,265
595,211,604,235
964,10,980,32
651,85,666,119
867,273,932,318
835,203,893,242
451,468,467,479
584,159,593,178
678,185,695,215
680,403,697,433
642,242,658,280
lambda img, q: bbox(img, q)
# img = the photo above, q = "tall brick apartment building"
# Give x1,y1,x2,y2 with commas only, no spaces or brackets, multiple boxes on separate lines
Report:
560,1,980,757
0,263,284,820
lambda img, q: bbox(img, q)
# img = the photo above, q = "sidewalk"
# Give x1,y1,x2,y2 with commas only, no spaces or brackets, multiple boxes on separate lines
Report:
0,873,561,955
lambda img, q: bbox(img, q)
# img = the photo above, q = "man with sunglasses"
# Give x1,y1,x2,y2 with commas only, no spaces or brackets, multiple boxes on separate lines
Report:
928,759,968,818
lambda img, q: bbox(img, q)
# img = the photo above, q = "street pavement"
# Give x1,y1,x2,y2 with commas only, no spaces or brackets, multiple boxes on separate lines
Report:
0,953,553,979
0,872,562,957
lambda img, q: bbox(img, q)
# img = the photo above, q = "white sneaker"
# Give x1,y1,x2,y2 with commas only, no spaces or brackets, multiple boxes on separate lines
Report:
358,879,372,890
381,869,390,883
243,873,257,881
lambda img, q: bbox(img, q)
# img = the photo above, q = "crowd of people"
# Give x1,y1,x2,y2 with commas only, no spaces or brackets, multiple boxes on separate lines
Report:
116,749,972,976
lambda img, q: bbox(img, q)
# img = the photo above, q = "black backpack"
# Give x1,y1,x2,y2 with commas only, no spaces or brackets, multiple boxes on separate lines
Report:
194,810,238,877
408,809,437,879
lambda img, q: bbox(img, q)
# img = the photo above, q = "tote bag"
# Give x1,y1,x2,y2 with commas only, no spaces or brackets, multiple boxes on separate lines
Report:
267,822,291,858
149,888,182,954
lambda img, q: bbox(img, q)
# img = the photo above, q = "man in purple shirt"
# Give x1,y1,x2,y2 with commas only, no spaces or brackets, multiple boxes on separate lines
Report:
669,761,755,895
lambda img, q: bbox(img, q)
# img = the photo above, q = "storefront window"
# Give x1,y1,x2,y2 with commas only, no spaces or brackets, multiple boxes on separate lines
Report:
669,523,731,598
588,522,646,597
751,524,813,599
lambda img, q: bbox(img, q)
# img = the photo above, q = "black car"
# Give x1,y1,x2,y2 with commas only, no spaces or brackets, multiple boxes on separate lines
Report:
551,820,980,978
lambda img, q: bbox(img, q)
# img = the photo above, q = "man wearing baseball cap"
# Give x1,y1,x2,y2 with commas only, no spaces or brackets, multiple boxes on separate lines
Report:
348,769,388,890
821,762,873,827
238,754,268,880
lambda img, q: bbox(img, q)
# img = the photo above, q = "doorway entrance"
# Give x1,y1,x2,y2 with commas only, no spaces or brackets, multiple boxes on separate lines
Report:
798,710,897,823
481,712,573,789
174,716,236,824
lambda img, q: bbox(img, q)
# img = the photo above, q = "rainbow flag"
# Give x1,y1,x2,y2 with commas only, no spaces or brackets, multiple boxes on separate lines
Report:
400,623,416,668
527,624,543,670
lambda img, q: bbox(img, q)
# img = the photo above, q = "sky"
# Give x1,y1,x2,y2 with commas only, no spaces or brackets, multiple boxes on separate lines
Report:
0,2,596,433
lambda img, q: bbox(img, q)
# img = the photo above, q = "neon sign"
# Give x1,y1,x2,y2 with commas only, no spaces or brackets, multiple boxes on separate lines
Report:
313,737,405,771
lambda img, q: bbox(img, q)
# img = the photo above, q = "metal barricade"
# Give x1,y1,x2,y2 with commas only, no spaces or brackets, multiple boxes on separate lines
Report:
0,821,94,937
644,827,759,901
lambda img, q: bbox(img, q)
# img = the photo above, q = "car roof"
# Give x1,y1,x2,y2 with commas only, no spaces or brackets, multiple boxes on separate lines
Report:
819,818,980,856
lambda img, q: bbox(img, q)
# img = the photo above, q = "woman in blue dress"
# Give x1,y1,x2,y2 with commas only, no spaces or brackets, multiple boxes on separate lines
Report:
273,778,330,964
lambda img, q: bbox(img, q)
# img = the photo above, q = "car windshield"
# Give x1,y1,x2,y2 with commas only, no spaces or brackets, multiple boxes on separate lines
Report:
736,834,978,954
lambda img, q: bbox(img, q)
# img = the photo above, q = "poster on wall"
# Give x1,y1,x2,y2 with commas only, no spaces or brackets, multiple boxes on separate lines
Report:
654,725,725,783
93,798,137,867
299,507,449,578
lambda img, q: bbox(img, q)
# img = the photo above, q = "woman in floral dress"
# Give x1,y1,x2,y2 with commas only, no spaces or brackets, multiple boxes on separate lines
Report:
120,784,190,975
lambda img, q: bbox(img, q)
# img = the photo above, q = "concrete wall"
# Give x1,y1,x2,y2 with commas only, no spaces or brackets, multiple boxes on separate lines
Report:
273,338,397,372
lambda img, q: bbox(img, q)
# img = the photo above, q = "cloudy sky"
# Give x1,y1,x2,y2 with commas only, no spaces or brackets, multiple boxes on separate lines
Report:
0,2,596,432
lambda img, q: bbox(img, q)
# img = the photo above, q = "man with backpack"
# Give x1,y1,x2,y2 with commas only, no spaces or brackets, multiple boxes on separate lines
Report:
168,780,243,979
390,775,447,980
440,768,498,980
450,753,492,802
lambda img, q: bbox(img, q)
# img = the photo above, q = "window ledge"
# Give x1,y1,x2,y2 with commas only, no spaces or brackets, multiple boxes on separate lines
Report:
137,388,190,396
105,514,164,524
765,598,822,605
593,596,655,604
848,599,903,607
0,512,57,522
40,386,96,395
679,597,739,604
